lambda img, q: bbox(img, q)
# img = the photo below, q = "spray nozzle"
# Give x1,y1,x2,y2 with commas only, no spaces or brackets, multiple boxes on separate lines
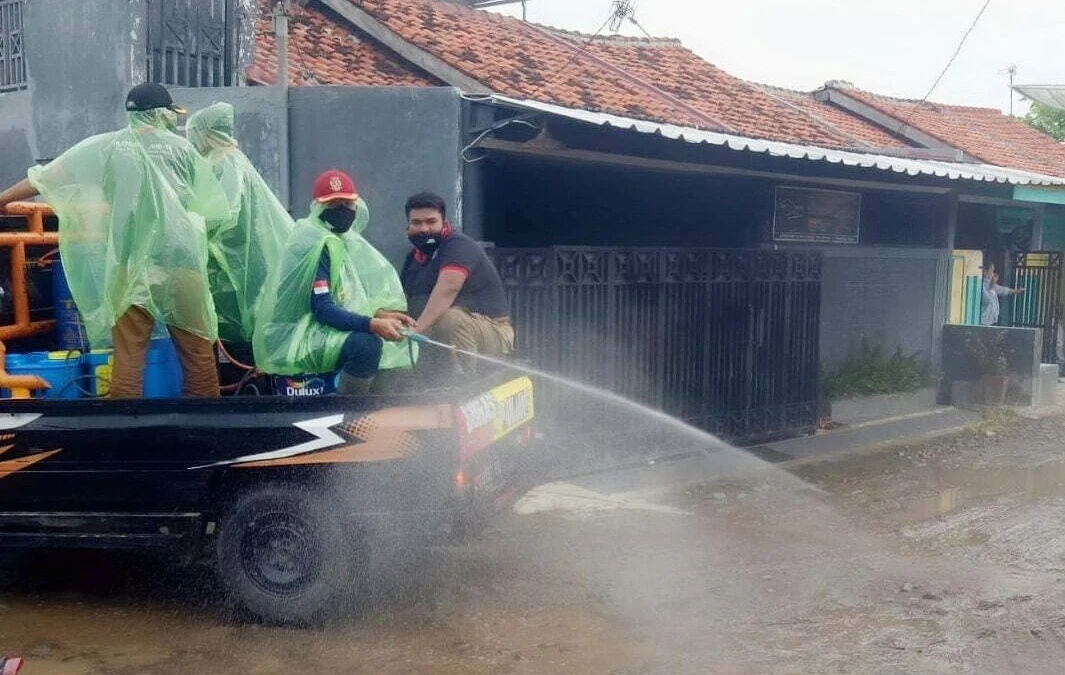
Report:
400,329,458,350
401,329,430,344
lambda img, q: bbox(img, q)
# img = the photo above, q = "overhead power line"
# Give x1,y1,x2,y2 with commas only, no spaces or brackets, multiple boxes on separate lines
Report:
525,5,616,98
523,0,653,99
903,0,993,126
628,15,653,39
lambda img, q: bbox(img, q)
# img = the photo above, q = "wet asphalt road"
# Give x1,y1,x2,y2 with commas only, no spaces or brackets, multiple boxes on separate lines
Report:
5,413,1065,674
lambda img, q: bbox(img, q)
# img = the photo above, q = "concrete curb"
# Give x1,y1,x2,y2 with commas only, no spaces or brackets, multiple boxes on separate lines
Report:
775,423,978,469
819,407,955,433
829,388,939,426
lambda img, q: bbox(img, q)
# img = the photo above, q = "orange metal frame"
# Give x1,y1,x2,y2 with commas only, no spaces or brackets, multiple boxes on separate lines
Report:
0,202,59,396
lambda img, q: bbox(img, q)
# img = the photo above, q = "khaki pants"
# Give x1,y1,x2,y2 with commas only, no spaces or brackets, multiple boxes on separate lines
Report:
427,307,514,375
110,306,219,398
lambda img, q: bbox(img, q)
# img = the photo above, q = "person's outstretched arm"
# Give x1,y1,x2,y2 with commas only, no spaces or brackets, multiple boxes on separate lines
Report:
0,179,38,208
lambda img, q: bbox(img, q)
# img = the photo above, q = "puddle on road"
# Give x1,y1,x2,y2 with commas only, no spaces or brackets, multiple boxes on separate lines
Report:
900,460,1065,524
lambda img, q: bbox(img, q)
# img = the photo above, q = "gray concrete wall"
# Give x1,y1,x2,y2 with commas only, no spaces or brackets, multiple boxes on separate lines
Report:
820,247,950,370
942,324,1042,407
0,91,36,189
24,0,140,161
0,0,141,186
0,0,265,189
288,86,463,266
173,87,289,206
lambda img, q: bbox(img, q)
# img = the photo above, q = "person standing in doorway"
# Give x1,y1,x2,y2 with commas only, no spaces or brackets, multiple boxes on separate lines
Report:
981,264,1025,326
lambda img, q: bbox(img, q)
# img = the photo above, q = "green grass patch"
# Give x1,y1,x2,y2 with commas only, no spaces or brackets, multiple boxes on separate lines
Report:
823,339,934,401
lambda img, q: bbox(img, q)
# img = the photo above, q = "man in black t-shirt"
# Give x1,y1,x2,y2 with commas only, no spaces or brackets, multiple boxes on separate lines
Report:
399,191,513,374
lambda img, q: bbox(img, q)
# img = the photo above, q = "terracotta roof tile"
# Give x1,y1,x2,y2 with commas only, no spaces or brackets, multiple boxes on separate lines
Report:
573,36,854,146
248,0,439,87
246,0,1065,177
829,84,1065,178
250,0,869,146
754,84,910,149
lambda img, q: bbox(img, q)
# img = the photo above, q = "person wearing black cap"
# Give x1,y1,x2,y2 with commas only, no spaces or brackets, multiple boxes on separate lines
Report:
0,82,231,398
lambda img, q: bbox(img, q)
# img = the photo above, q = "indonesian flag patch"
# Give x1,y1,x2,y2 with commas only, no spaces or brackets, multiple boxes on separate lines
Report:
312,280,330,295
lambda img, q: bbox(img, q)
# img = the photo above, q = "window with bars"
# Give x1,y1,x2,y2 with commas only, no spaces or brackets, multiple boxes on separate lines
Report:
0,0,26,92
146,0,237,87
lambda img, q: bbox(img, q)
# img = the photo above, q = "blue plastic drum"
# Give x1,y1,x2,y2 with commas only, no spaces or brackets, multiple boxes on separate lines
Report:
52,256,90,351
2,351,84,399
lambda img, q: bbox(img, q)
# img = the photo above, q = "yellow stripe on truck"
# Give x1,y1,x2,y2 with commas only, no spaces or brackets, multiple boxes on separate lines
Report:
458,376,535,460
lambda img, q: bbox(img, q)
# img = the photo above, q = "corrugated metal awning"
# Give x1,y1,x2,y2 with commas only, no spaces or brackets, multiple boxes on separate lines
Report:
1014,85,1065,112
490,95,1065,187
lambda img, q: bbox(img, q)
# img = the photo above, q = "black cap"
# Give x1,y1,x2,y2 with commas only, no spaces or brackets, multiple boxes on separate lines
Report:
124,83,187,114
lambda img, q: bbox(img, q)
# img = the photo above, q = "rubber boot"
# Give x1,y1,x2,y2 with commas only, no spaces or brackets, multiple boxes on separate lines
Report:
336,371,374,396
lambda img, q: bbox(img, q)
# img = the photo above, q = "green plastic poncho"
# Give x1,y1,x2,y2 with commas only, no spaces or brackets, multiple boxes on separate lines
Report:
253,205,370,375
187,103,294,344
27,109,230,347
253,201,417,375
341,200,418,370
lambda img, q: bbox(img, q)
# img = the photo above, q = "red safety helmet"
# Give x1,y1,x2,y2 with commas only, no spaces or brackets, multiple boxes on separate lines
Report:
312,169,359,203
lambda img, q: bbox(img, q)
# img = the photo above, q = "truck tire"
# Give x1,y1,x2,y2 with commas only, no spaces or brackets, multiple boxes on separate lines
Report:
217,485,357,624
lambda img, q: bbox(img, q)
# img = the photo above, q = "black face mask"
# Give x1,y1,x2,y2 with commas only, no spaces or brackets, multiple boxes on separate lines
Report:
409,232,441,257
321,205,357,234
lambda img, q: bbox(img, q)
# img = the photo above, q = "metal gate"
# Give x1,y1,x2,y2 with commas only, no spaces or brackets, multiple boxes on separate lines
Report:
146,0,237,87
1009,250,1063,362
490,247,822,454
0,0,25,92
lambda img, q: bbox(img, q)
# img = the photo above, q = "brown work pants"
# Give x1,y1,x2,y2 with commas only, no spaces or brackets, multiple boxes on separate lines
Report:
110,306,219,398
427,307,514,375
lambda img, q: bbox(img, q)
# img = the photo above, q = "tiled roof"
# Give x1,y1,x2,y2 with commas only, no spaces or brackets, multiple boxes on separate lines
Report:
246,0,1065,178
826,83,1065,179
755,84,911,149
248,0,881,147
569,35,858,147
349,0,726,131
247,0,439,87
498,96,1065,187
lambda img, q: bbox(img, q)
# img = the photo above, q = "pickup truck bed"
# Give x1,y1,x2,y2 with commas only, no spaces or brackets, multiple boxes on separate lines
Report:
0,368,537,623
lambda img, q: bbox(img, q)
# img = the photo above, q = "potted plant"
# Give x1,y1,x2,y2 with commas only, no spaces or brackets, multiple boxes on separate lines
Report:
964,330,1009,406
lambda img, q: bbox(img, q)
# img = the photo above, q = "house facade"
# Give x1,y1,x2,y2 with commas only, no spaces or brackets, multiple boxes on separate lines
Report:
1,0,1063,440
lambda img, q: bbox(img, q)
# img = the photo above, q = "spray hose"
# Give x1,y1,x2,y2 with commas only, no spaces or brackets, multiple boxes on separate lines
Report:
401,330,454,350
403,330,429,345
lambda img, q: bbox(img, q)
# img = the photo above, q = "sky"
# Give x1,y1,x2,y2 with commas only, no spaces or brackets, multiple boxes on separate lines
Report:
490,0,1064,114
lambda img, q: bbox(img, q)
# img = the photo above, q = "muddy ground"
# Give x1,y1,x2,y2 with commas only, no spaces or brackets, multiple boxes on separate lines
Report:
5,412,1065,673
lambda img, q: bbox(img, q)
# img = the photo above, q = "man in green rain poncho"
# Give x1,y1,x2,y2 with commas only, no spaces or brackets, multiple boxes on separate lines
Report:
340,188,420,377
253,170,411,395
186,102,293,346
0,83,230,398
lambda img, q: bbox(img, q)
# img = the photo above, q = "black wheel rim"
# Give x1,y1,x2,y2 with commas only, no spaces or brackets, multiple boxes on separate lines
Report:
241,512,321,596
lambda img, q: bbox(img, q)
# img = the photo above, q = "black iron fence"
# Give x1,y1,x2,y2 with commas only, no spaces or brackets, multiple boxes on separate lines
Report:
489,247,822,454
1009,250,1062,362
